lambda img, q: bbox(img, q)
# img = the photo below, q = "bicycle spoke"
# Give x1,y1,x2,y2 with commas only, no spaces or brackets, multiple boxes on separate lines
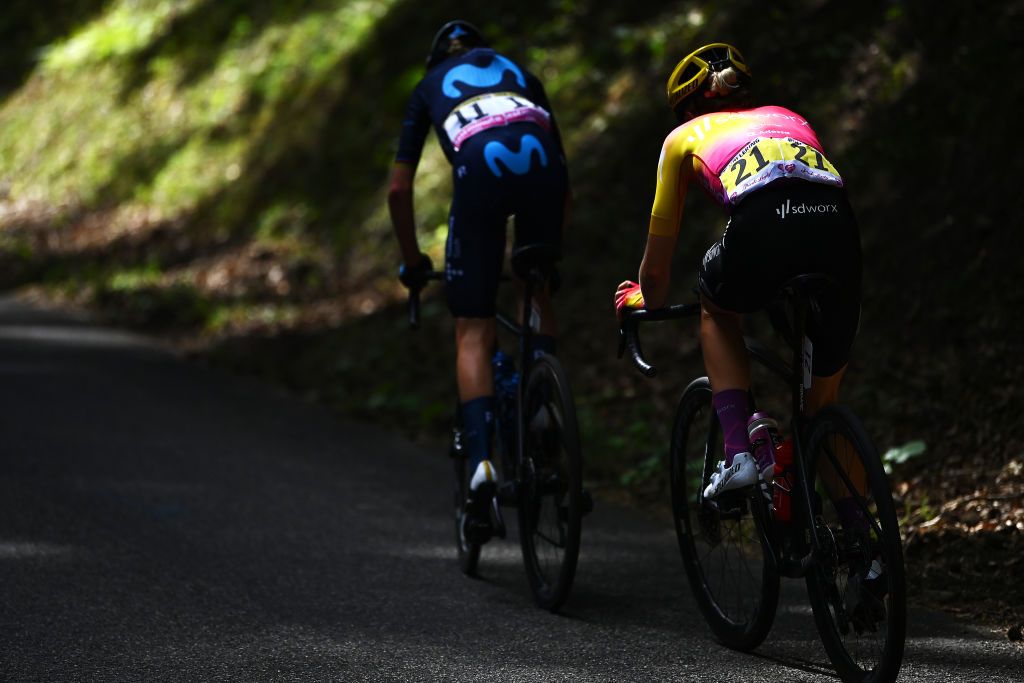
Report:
517,355,582,612
804,405,906,681
669,379,778,650
820,440,885,541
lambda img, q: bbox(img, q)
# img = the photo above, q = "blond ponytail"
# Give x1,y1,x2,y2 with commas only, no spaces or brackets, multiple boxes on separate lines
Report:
707,67,741,97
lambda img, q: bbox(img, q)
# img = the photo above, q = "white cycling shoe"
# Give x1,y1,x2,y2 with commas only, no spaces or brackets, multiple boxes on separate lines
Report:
703,452,758,499
470,459,499,492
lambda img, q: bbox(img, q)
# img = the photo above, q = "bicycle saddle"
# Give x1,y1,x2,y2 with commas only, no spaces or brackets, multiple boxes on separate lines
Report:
768,273,839,349
511,243,560,282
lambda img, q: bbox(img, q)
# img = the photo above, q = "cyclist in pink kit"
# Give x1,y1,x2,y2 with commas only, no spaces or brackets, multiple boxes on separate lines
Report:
615,43,862,500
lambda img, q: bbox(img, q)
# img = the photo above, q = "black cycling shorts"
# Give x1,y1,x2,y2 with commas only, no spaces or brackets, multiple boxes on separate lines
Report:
698,181,862,377
444,124,567,318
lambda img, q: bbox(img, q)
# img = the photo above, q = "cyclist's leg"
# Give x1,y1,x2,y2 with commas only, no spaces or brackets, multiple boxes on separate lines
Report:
806,364,846,415
445,149,509,485
699,295,755,474
697,207,772,474
809,364,867,505
799,187,866,527
699,294,751,394
454,317,500,490
455,318,497,401
799,181,861,419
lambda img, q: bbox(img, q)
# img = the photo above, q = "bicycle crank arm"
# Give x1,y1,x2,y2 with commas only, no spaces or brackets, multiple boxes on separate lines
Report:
490,496,507,540
778,546,828,579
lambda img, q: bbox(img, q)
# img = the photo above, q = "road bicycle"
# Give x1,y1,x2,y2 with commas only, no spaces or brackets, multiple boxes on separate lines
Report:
407,244,586,611
619,275,906,682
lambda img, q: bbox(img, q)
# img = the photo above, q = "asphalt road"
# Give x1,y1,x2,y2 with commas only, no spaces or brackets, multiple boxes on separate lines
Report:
1,297,1021,682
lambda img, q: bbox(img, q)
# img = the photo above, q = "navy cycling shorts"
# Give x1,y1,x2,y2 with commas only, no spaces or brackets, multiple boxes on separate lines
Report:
698,181,863,377
444,124,567,318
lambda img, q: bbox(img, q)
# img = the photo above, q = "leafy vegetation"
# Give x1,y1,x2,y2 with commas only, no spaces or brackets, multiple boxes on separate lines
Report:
2,0,1023,634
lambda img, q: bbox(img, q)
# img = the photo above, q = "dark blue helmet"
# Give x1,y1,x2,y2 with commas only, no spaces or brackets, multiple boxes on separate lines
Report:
426,20,486,70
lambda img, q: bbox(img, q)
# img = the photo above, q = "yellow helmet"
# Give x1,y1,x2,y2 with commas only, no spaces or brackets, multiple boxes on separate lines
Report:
666,43,751,111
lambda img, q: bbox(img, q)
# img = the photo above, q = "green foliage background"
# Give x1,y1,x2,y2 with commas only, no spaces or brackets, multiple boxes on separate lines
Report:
2,0,1023,499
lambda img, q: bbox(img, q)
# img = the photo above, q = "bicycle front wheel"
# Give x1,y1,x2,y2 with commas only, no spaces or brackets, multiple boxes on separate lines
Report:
517,353,583,612
803,404,906,683
670,378,779,651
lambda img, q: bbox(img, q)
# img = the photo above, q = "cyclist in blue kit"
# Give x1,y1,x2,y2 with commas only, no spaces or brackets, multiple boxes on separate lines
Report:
389,21,571,516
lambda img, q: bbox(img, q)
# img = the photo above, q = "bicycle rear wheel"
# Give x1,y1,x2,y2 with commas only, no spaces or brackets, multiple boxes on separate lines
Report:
803,405,906,683
518,353,583,611
670,378,779,651
452,426,482,576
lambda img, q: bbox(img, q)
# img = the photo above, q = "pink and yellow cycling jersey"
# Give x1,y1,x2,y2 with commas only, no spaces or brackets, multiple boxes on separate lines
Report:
649,105,843,237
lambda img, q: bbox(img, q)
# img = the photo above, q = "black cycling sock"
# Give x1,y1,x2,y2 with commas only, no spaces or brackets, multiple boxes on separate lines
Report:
461,396,495,471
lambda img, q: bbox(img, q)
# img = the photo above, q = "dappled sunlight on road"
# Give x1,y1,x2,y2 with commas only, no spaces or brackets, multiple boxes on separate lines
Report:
0,541,75,560
390,540,523,568
0,323,158,350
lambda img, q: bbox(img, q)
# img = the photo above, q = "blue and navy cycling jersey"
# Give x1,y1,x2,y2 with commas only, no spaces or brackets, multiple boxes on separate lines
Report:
396,47,566,167
395,47,568,318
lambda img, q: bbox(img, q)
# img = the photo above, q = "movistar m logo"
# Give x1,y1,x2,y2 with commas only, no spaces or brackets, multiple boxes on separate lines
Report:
483,134,547,177
442,54,526,98
776,199,839,220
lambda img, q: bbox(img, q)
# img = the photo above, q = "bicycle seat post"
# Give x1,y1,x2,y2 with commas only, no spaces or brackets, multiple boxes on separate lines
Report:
510,243,559,374
791,293,808,419
776,273,836,419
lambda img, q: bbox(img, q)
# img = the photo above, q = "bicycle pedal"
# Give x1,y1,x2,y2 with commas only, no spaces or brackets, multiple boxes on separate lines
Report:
714,489,750,516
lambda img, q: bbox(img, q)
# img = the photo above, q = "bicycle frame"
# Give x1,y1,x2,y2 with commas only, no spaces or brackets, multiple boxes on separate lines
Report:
503,271,540,486
619,285,838,578
406,253,584,611
406,258,554,496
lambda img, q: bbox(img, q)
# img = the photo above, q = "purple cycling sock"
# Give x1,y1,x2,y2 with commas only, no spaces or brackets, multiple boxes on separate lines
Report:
713,389,751,467
461,396,495,471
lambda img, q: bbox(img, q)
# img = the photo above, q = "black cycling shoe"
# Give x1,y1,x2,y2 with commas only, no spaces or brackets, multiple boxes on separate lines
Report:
845,557,887,634
462,482,498,546
463,516,493,545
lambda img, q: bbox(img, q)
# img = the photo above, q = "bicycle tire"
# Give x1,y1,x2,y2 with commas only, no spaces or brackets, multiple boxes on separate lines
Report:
452,425,482,576
517,353,583,612
802,404,906,683
670,378,779,650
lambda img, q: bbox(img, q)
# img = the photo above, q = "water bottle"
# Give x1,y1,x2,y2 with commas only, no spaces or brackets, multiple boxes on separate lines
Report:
747,411,782,479
491,350,519,456
772,438,794,523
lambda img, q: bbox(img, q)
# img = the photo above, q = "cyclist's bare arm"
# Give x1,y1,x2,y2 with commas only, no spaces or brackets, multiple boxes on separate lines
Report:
638,232,676,310
387,162,423,265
